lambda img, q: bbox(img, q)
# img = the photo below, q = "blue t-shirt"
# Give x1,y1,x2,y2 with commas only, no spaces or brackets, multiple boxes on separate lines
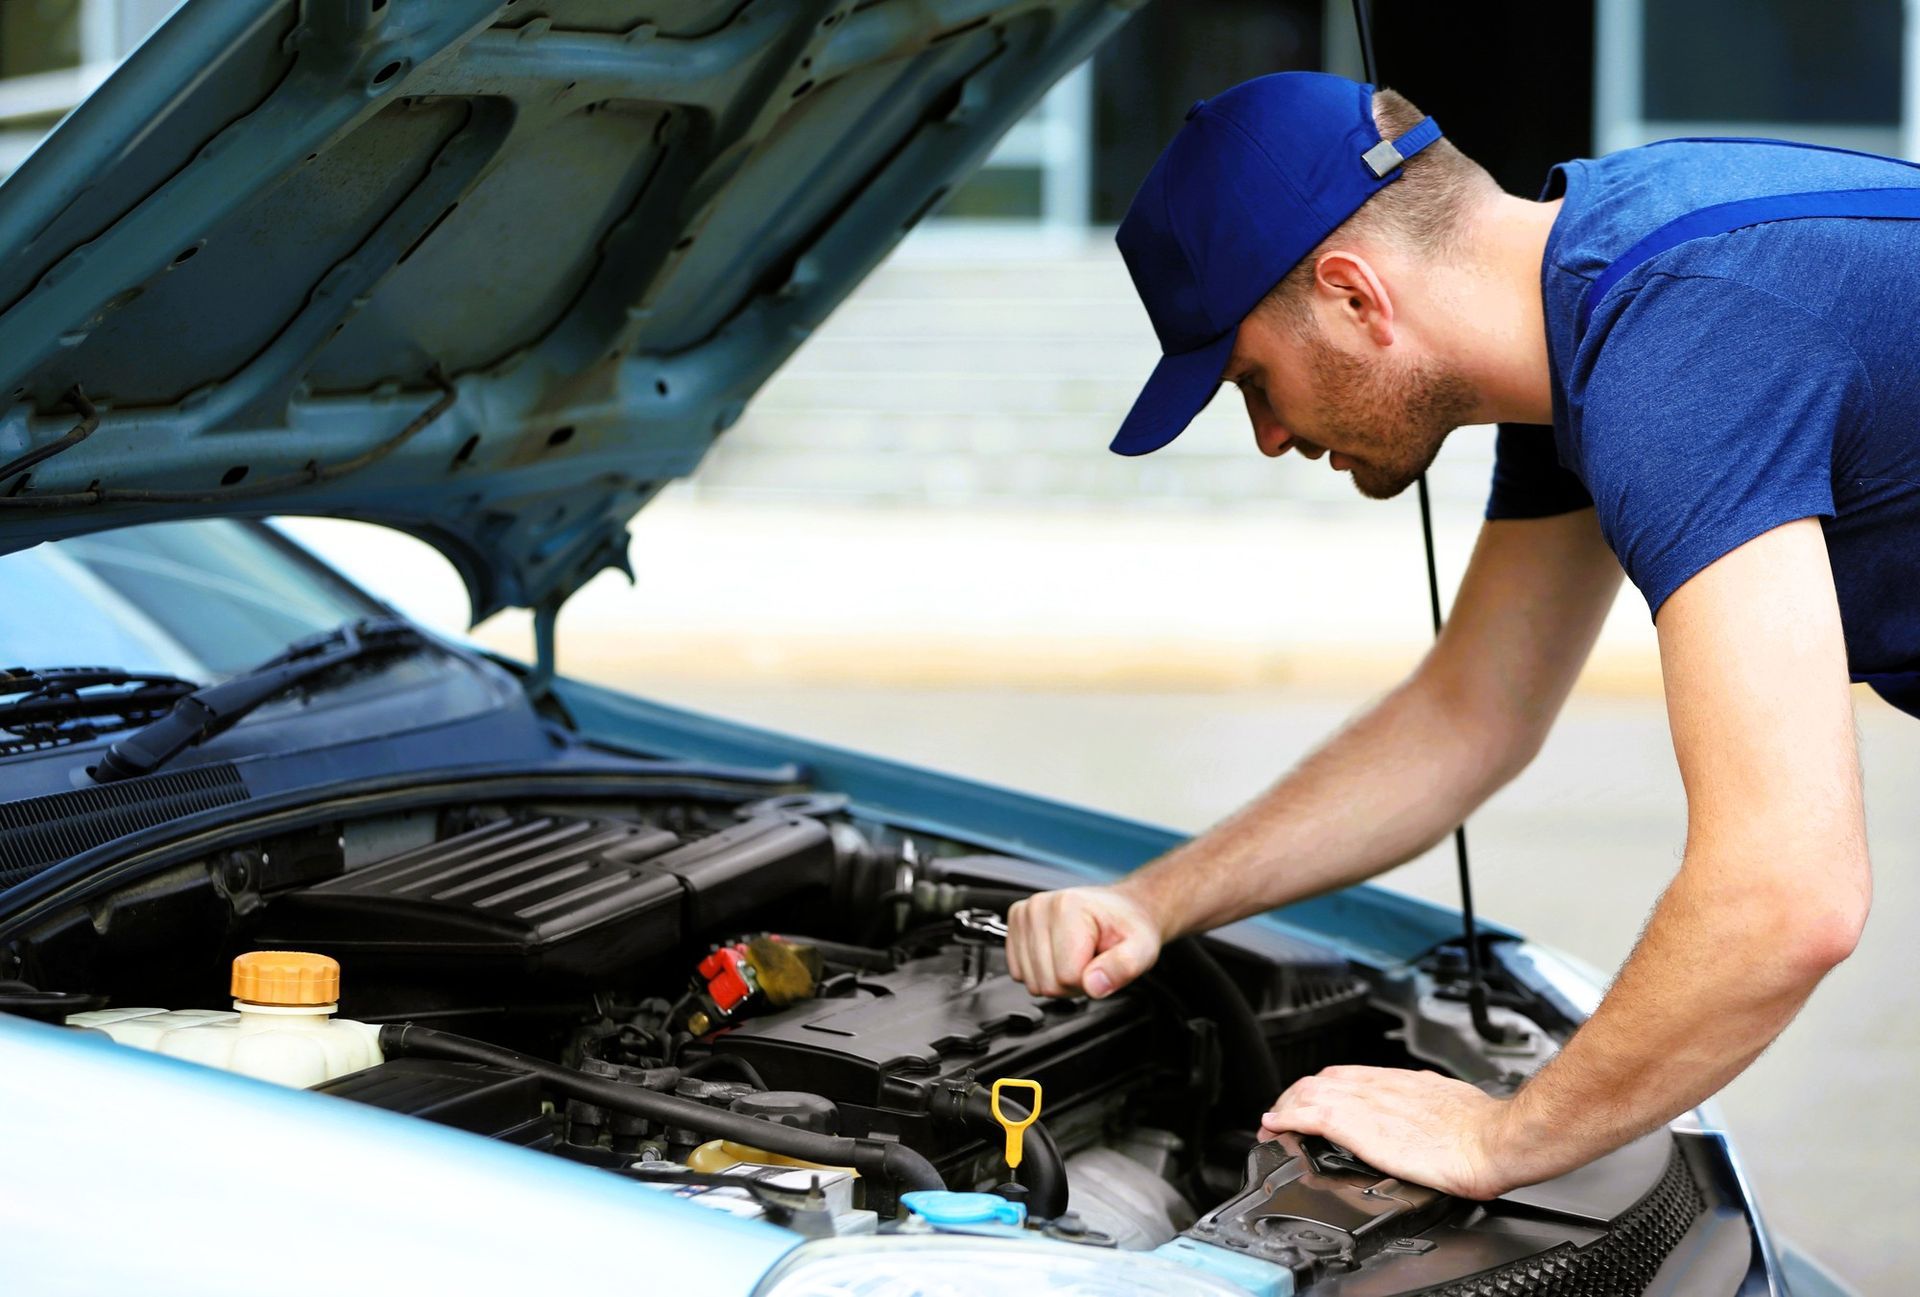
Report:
1488,139,1920,716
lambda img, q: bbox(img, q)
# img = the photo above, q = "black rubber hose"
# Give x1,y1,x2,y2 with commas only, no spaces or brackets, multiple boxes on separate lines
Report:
379,1024,943,1195
950,884,1029,909
681,1053,769,1089
1152,937,1283,1117
927,1083,1067,1220
773,934,899,972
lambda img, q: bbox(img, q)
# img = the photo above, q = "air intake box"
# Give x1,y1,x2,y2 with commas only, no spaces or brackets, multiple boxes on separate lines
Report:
259,812,834,979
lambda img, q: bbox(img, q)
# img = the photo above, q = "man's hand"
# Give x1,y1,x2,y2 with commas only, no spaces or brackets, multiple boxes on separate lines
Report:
1006,885,1162,998
1258,1066,1528,1200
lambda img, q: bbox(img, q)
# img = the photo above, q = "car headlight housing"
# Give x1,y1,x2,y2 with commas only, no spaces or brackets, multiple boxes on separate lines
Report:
754,1237,1252,1297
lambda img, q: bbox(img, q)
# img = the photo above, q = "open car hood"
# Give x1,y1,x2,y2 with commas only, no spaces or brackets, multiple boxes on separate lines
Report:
0,0,1131,622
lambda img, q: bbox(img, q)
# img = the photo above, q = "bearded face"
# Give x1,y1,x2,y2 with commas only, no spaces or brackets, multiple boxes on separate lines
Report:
1296,327,1478,500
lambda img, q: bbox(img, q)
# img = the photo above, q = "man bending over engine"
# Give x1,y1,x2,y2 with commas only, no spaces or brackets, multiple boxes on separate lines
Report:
1006,72,1905,1199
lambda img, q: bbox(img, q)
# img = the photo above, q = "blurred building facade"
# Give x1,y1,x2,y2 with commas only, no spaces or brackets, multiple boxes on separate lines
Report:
1,1,1912,512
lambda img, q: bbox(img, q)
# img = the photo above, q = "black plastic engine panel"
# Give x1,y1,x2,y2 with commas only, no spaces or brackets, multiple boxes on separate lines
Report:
1187,1128,1747,1295
702,946,1163,1175
258,812,836,978
712,947,1149,1097
314,1057,553,1148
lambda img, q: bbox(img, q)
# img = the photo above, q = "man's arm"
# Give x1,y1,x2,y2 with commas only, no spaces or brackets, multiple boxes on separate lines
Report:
1007,507,1622,997
1262,517,1871,1197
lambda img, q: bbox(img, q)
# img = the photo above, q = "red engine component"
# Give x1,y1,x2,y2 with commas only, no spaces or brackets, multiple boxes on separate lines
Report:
697,944,755,1013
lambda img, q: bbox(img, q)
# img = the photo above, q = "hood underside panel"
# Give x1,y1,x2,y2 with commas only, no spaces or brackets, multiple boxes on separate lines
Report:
0,0,1136,620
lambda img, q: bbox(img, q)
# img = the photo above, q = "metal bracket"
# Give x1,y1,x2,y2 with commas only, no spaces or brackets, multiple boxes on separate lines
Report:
1361,137,1403,178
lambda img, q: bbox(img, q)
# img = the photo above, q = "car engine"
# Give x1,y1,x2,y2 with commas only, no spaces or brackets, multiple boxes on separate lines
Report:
1,790,1750,1293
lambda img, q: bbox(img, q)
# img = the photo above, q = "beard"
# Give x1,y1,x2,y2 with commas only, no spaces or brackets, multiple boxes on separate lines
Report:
1300,330,1478,500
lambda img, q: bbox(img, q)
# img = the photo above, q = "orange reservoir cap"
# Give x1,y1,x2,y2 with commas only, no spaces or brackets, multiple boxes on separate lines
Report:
232,951,340,1007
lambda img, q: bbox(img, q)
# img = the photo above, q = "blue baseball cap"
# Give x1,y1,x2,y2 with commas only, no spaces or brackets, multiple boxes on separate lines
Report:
1109,72,1442,456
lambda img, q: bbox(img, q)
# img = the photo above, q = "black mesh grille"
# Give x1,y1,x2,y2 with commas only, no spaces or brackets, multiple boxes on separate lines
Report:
0,764,248,888
1418,1145,1707,1296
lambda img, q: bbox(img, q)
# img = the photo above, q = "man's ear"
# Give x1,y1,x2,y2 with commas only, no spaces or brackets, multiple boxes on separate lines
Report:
1312,250,1395,347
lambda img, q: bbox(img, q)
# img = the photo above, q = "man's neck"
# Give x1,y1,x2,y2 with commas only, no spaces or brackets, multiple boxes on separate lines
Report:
1448,192,1561,426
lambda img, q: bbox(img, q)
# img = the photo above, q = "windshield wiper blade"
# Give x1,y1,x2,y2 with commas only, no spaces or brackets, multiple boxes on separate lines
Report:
0,667,204,753
89,618,428,784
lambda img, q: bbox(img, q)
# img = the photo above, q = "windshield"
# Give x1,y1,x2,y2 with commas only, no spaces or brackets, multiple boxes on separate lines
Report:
0,520,388,679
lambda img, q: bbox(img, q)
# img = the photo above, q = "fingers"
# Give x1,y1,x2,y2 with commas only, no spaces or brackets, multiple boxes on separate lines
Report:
1256,1067,1503,1196
1005,889,1110,997
1050,907,1097,996
1261,1074,1363,1147
1008,893,1060,995
1264,1073,1363,1126
1005,887,1165,999
1084,925,1158,998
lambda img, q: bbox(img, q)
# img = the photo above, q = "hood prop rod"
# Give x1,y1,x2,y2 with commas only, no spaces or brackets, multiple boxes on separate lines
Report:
528,590,562,699
1349,0,1519,1049
1417,475,1518,1047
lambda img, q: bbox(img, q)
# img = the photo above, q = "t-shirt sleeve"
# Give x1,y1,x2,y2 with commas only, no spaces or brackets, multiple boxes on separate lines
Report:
1572,273,1861,617
1485,423,1594,519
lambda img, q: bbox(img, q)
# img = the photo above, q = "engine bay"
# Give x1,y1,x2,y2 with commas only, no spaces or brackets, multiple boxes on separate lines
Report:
0,787,1747,1293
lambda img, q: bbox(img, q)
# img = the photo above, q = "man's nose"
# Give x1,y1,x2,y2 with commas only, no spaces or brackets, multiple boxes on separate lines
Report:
1240,387,1293,458
1246,407,1293,458
1255,423,1294,457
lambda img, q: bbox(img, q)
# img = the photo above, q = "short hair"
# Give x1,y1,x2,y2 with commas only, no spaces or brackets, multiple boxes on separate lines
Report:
1261,88,1497,326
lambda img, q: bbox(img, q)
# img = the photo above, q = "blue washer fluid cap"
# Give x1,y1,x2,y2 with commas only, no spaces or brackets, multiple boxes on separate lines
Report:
900,1190,1028,1228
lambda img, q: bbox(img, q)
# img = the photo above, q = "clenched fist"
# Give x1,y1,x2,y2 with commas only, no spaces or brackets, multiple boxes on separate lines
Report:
1005,885,1163,999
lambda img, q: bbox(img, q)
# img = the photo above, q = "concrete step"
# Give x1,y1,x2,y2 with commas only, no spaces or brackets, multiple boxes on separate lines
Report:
777,332,1164,378
703,233,1509,511
754,370,1154,416
822,296,1150,339
707,403,1503,508
694,438,1497,508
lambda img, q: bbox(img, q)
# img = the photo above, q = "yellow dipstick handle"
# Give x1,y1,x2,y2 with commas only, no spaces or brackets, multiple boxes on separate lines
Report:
989,1078,1043,1170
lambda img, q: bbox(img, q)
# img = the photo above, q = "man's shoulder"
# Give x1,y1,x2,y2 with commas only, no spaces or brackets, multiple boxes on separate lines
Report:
1550,139,1920,275
1545,140,1920,394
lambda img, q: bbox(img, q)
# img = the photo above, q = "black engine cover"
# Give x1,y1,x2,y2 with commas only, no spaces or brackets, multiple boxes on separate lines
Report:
703,947,1162,1164
258,812,836,980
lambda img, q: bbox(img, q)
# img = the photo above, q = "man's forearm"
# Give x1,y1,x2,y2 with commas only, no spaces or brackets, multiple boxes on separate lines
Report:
1255,833,1871,1201
1253,522,1867,1202
1114,513,1620,944
1118,667,1523,941
1492,840,1867,1185
1492,520,1874,1184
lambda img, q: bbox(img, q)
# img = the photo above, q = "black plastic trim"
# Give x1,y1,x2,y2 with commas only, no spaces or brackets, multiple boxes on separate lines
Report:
0,762,803,934
0,763,248,887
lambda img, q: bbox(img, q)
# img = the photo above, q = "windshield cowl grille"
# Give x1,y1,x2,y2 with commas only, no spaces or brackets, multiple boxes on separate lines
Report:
0,763,248,889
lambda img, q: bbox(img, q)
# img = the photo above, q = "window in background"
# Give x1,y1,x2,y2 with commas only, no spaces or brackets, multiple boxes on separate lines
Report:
933,62,1093,227
0,0,83,79
1597,0,1908,156
0,0,180,177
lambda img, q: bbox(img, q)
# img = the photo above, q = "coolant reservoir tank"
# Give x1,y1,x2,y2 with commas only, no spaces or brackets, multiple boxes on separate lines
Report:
69,952,382,1088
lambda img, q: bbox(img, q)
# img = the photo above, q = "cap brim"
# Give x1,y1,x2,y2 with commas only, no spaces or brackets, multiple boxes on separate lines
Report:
1108,331,1236,456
